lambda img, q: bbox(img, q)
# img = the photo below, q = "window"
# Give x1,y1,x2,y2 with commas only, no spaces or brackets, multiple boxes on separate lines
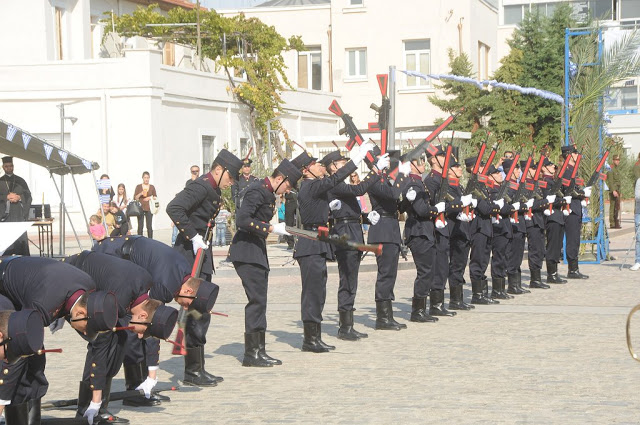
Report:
90,15,104,59
54,7,65,60
590,0,613,20
621,0,640,19
478,42,490,81
345,48,367,79
298,47,322,90
202,136,215,172
504,5,523,25
163,42,175,66
606,85,638,111
350,0,363,5
239,137,249,159
403,40,430,88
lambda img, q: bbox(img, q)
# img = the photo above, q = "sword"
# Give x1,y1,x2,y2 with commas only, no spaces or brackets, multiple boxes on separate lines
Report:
285,226,382,255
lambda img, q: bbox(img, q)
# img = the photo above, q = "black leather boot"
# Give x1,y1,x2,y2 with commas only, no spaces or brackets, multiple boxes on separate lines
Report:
316,323,335,351
242,332,273,367
483,279,500,304
350,310,368,338
567,259,589,279
27,398,41,425
122,363,161,407
546,261,567,284
302,322,329,353
258,331,282,365
507,273,525,295
492,277,513,299
184,347,218,387
529,269,550,289
338,310,361,341
516,270,531,293
97,378,129,424
199,346,224,383
448,285,472,310
410,297,438,322
142,360,170,403
376,300,408,329
5,402,29,425
470,279,490,305
429,289,456,316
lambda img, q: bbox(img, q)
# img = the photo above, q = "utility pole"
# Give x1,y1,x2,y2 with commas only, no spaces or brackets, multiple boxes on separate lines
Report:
58,103,66,256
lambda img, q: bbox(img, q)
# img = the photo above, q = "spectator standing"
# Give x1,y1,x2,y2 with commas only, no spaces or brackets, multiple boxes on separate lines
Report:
0,156,31,255
607,154,623,229
215,204,231,246
109,202,129,236
134,171,157,239
172,165,200,246
631,176,640,271
115,183,128,212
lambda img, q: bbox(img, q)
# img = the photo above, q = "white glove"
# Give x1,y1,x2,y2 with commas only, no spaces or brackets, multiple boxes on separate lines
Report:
524,214,532,221
471,198,478,208
191,234,209,255
563,196,572,204
135,376,158,399
581,199,588,207
512,202,520,211
351,141,374,165
546,194,556,203
510,217,516,224
375,153,390,170
456,212,471,222
435,219,446,229
491,216,500,224
84,401,102,425
329,199,342,211
406,188,417,202
435,202,445,213
563,207,571,216
493,198,504,209
544,208,552,216
367,211,380,225
272,222,291,236
460,194,473,207
398,161,412,177
525,198,534,209
583,186,592,198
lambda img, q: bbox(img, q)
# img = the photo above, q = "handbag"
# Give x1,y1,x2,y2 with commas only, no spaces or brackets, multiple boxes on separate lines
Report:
126,200,143,217
151,197,160,215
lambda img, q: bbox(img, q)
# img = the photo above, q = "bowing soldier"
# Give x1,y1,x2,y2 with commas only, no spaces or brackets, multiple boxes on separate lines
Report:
522,162,551,289
229,159,301,366
294,142,374,352
505,159,531,295
0,256,117,424
561,145,590,279
167,149,242,386
93,235,220,394
327,150,389,340
541,159,568,284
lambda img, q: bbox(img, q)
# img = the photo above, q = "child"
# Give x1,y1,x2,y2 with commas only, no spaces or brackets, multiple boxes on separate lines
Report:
89,215,106,242
215,204,231,246
110,202,129,237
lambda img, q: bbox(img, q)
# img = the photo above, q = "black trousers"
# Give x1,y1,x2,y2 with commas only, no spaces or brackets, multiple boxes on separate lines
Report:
564,212,581,262
469,232,491,281
407,236,434,298
336,249,361,312
545,221,564,263
507,231,526,275
449,237,470,288
433,233,450,290
137,210,153,239
185,271,212,348
110,222,129,237
491,233,510,279
82,329,127,390
234,261,269,333
123,332,160,367
298,254,328,323
526,225,545,271
374,243,400,302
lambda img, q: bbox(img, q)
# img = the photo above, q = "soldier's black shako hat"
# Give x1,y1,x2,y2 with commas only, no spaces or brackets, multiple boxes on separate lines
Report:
450,146,460,167
191,281,219,314
4,309,44,364
85,291,118,341
213,149,243,180
561,145,577,155
426,145,445,158
275,159,302,189
145,305,178,340
242,158,253,166
520,160,529,168
2,156,12,164
486,164,500,175
464,157,476,168
319,150,347,167
541,158,554,167
502,158,520,172
291,151,317,170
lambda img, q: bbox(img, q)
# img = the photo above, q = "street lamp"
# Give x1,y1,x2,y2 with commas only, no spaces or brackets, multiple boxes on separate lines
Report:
57,103,77,256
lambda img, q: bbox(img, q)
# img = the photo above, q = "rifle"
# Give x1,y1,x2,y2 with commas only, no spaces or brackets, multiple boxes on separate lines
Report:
171,219,215,356
435,144,454,228
562,149,582,213
462,134,489,198
470,139,501,197
329,100,379,168
581,148,610,205
42,385,196,409
545,150,572,215
497,151,521,202
369,74,391,154
286,225,383,255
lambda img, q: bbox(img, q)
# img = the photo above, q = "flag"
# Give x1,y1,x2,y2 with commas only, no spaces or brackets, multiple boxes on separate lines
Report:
6,125,17,141
82,160,92,170
99,194,111,205
43,144,53,160
21,133,31,150
96,179,111,190
58,150,68,164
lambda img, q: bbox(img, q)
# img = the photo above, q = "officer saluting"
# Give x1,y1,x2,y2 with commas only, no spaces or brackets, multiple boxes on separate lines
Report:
0,256,117,424
229,159,301,366
167,149,242,386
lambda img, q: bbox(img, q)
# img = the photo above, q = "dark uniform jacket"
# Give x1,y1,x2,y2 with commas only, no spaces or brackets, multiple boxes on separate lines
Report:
523,179,548,229
506,186,527,234
400,174,438,242
367,173,409,245
448,183,470,241
542,175,565,225
294,161,357,258
489,186,514,238
0,174,31,222
423,170,464,238
232,174,259,207
562,165,585,217
469,185,498,238
328,169,378,247
229,178,277,269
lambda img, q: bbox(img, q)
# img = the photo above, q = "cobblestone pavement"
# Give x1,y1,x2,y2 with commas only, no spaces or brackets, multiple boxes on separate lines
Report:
39,225,640,425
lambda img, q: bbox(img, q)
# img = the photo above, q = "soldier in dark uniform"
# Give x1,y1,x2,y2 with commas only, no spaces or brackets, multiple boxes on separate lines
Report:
367,154,412,330
93,235,220,397
468,164,502,304
561,145,589,279
231,158,259,209
488,166,515,300
63,251,177,425
0,157,31,256
522,162,551,289
448,157,476,310
294,143,373,352
229,159,301,366
167,149,242,386
0,256,117,424
423,147,464,316
541,160,568,284
399,155,440,323
327,151,389,340
505,159,532,295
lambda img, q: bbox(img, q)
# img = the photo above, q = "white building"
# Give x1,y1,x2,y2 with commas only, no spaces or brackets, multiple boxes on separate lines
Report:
0,0,339,240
